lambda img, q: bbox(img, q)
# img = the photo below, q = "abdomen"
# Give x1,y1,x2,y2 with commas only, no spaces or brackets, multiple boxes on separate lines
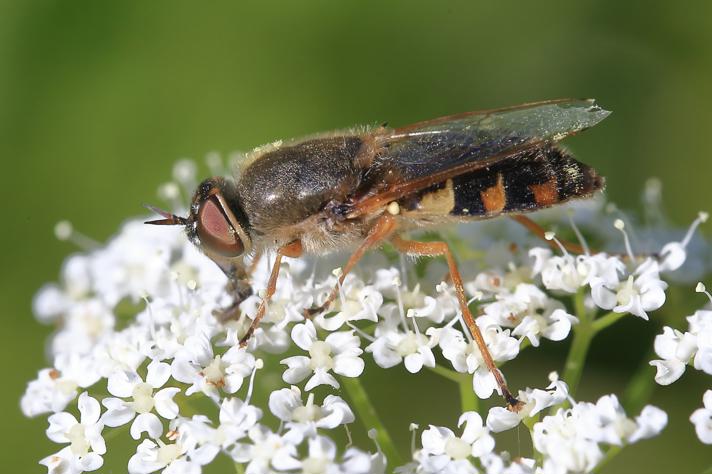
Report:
399,145,604,220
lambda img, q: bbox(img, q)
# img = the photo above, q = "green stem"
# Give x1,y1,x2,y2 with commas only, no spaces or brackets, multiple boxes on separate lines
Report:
458,374,479,414
234,462,246,474
339,376,403,467
591,311,627,333
622,347,657,413
428,365,479,414
563,290,594,398
428,364,464,383
592,445,622,473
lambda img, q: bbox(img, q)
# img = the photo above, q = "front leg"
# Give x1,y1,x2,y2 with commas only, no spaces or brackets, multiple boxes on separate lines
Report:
213,250,266,323
213,262,253,323
239,241,303,347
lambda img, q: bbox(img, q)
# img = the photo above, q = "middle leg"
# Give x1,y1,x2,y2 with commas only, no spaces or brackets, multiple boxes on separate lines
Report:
305,214,397,317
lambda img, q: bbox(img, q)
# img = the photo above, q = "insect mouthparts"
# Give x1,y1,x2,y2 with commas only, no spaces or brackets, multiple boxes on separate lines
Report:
144,204,188,226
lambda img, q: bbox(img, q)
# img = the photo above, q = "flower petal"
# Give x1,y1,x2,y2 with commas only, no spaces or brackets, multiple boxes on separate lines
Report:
130,413,163,440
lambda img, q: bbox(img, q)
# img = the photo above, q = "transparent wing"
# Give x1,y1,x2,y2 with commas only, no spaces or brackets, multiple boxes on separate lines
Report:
369,99,610,182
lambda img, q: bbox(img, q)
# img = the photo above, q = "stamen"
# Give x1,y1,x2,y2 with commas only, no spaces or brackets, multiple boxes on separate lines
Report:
368,428,383,455
695,282,712,305
567,210,590,255
245,358,263,405
643,177,664,223
205,151,224,176
544,231,570,257
466,290,484,306
157,182,184,210
457,311,474,343
346,322,375,342
344,423,353,447
399,254,409,290
614,219,636,261
392,276,409,331
54,220,99,251
332,267,347,307
409,311,422,336
172,159,197,191
681,212,709,247
409,423,419,456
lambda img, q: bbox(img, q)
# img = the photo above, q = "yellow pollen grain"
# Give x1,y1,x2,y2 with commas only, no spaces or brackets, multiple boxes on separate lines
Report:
387,201,400,215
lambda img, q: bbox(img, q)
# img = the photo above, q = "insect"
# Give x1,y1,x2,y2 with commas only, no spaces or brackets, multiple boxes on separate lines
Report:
147,98,609,409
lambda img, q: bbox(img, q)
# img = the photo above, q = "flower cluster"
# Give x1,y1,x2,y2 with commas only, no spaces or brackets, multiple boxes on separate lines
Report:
22,162,712,473
401,380,666,474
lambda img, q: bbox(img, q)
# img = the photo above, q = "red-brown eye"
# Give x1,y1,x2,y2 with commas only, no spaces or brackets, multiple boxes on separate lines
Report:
196,196,244,257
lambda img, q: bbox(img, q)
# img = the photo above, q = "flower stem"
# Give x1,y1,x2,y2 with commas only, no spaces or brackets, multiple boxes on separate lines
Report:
458,374,479,414
339,376,403,467
428,365,479,414
591,445,622,473
428,364,464,383
591,311,626,333
563,290,594,397
622,347,657,413
234,462,246,474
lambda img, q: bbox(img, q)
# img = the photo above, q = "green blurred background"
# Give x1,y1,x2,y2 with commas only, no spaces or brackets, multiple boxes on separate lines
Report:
3,1,712,472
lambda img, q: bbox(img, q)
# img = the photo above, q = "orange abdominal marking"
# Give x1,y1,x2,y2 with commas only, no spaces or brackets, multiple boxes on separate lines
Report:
481,173,506,213
529,178,559,206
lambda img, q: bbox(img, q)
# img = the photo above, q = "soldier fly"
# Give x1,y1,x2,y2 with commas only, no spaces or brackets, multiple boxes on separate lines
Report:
147,98,610,409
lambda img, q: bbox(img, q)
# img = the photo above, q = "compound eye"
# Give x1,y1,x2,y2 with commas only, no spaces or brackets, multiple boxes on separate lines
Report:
196,195,244,257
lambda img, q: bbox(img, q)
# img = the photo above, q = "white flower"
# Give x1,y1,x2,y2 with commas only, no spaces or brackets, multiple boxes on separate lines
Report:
417,412,494,473
314,282,382,331
50,298,115,357
272,435,372,473
44,392,106,473
590,258,667,320
532,394,666,473
230,425,297,473
269,386,354,443
658,211,708,272
690,389,712,444
128,439,201,474
487,374,569,432
171,332,255,400
40,447,103,474
102,359,180,440
480,453,536,474
22,353,101,417
649,326,697,385
650,309,712,384
175,398,262,465
482,284,577,347
435,325,518,399
366,327,436,373
281,320,364,390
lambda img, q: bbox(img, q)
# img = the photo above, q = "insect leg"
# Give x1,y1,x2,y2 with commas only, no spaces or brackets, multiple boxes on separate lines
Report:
305,214,397,317
390,234,522,410
238,240,303,348
511,215,586,254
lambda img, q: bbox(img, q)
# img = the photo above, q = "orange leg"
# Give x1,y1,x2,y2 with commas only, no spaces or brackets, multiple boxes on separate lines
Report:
239,241,303,347
305,214,397,317
511,215,586,255
391,234,521,410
